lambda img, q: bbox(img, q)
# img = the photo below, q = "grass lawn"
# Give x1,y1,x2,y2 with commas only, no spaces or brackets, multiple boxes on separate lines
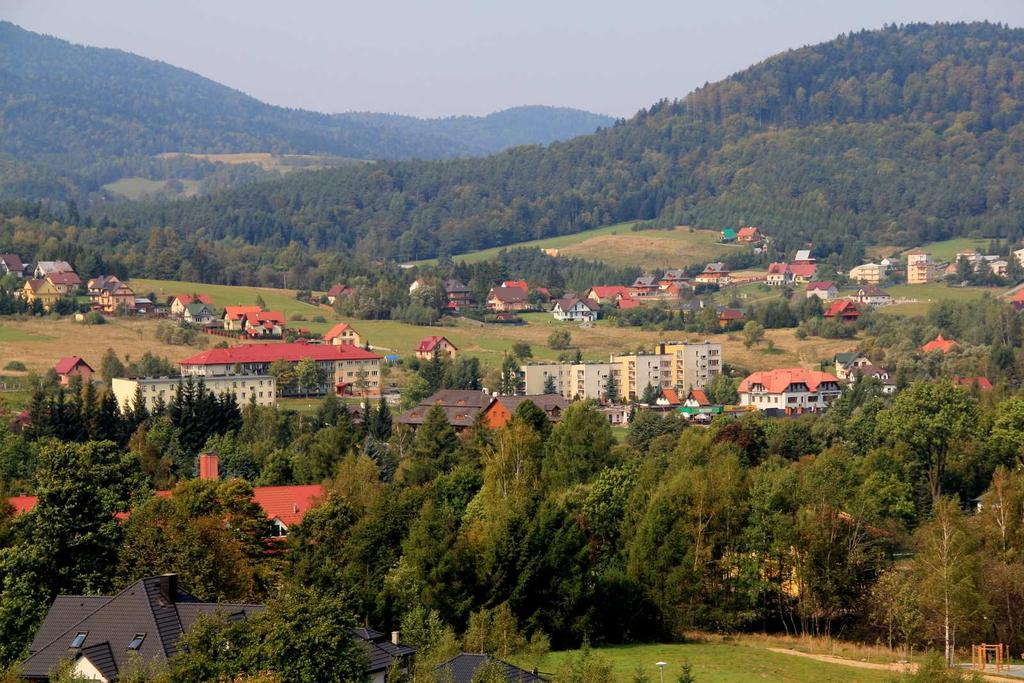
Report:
345,316,857,374
0,325,55,343
128,278,334,321
532,640,898,682
902,237,991,262
412,223,739,271
101,177,200,200
886,282,1007,302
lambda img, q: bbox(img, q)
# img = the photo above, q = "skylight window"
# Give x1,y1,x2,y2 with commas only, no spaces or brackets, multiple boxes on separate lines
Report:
70,632,87,648
127,633,146,650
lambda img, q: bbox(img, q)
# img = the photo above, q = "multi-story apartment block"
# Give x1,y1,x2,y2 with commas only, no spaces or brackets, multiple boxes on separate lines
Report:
112,375,277,411
906,251,935,284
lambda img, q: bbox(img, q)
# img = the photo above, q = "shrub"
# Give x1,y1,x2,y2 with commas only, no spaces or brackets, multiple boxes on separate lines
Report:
81,311,106,325
312,315,326,323
548,328,572,350
3,361,26,371
292,314,306,322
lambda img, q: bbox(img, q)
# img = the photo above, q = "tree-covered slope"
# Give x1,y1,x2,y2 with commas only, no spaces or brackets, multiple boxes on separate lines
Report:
102,22,1024,262
0,21,613,198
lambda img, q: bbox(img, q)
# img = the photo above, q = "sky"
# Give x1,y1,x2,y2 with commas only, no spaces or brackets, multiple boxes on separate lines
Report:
4,0,1024,118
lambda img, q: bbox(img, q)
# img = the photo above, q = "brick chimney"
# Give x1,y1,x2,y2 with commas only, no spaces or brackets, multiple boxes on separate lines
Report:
198,453,220,481
158,573,178,604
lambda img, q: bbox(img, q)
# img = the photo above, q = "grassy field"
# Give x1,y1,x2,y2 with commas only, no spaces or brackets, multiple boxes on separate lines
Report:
532,639,900,682
155,152,367,171
128,279,332,321
101,177,201,200
413,223,738,270
901,237,991,262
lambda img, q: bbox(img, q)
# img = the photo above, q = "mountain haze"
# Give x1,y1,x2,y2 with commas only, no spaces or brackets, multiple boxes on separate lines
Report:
0,21,613,198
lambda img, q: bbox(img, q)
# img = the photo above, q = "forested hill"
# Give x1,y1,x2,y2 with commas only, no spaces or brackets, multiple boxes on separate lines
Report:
101,22,1024,263
0,22,613,198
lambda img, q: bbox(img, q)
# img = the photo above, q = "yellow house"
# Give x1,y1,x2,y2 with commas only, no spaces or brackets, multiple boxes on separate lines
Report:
22,278,62,310
847,263,882,284
906,252,935,285
323,322,363,347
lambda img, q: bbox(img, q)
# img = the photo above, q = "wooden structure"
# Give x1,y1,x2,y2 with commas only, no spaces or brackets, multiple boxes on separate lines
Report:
972,643,1010,671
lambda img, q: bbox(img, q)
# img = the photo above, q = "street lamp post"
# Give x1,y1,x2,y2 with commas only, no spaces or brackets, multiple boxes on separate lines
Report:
656,661,667,683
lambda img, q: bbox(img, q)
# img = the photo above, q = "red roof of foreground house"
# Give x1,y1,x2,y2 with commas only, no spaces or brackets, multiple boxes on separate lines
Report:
659,388,681,405
767,262,789,275
7,495,37,514
180,341,379,366
806,281,836,291
953,376,993,391
45,271,81,286
54,356,93,375
244,311,285,325
920,334,959,354
224,305,263,320
617,297,641,309
416,335,456,353
737,227,760,239
738,368,841,394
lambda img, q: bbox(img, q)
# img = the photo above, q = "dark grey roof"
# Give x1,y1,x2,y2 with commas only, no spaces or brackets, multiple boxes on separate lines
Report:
22,576,262,681
399,390,493,427
633,276,658,287
488,287,528,303
444,278,470,294
363,638,416,674
435,653,545,683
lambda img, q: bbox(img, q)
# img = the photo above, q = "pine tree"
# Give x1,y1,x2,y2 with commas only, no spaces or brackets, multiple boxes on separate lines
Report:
94,390,123,444
369,395,393,441
543,374,557,395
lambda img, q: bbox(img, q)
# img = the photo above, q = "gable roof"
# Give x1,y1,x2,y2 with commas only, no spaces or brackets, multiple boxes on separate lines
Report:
54,356,93,375
555,296,598,313
251,485,324,528
172,294,212,306
686,389,711,406
223,305,263,320
443,278,470,294
805,281,836,291
435,653,544,683
824,300,860,317
737,226,760,239
793,249,814,262
953,376,993,391
587,285,631,300
501,280,529,292
398,390,492,428
21,576,263,681
738,368,841,394
184,302,214,316
35,260,74,275
787,263,817,278
702,262,728,273
920,334,959,354
659,388,681,405
323,322,357,341
632,275,658,288
661,269,687,280
488,286,529,303
858,285,890,297
767,262,789,275
720,228,737,239
416,335,456,353
0,254,24,271
717,307,744,320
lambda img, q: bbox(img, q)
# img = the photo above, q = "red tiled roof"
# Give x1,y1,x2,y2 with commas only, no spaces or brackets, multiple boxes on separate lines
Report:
54,356,92,375
788,263,817,278
45,271,81,286
9,485,323,528
738,368,841,394
659,388,681,405
737,227,760,238
824,300,860,318
687,389,711,406
588,286,632,299
416,335,455,353
767,262,788,275
175,294,212,306
244,311,285,325
920,334,959,354
617,297,640,309
252,485,324,527
179,341,379,366
501,280,529,292
224,305,262,320
718,308,744,320
0,254,23,271
953,376,993,391
488,286,528,303
806,281,836,291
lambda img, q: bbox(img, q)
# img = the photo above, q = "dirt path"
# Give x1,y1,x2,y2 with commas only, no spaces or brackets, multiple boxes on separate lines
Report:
767,648,1023,681
766,647,915,673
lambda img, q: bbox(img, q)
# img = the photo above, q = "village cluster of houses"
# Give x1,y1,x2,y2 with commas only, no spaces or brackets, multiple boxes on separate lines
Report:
0,257,158,315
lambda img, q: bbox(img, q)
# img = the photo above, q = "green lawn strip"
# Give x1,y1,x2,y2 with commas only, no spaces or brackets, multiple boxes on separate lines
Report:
128,278,331,320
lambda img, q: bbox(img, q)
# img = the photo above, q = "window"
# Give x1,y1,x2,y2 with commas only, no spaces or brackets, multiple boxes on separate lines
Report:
127,633,146,650
70,632,87,648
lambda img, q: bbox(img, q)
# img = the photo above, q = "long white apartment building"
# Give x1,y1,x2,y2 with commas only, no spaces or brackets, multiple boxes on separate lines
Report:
112,375,277,412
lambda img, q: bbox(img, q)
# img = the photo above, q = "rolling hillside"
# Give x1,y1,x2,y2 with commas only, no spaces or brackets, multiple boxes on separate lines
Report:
0,21,613,199
97,22,1024,268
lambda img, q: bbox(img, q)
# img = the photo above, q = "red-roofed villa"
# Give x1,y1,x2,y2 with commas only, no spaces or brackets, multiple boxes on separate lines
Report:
738,368,842,413
54,356,94,386
920,334,959,354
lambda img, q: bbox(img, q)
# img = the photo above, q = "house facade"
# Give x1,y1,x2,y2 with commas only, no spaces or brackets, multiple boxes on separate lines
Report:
695,263,731,286
44,271,82,295
169,294,212,317
824,300,861,323
805,281,838,300
855,285,892,306
482,394,570,429
766,263,793,287
223,305,263,331
0,254,24,278
54,356,94,386
22,278,62,310
416,335,458,360
324,322,363,347
112,375,277,411
737,226,762,243
907,252,935,284
486,286,531,312
552,296,599,322
32,260,74,279
585,285,632,305
97,282,137,314
738,368,842,413
848,263,883,284
183,302,216,325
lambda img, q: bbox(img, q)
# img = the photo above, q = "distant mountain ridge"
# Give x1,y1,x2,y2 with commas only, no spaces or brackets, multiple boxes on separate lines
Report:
96,22,1024,265
0,21,614,199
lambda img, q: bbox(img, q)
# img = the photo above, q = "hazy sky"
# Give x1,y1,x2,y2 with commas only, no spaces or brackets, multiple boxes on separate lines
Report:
5,0,1024,118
